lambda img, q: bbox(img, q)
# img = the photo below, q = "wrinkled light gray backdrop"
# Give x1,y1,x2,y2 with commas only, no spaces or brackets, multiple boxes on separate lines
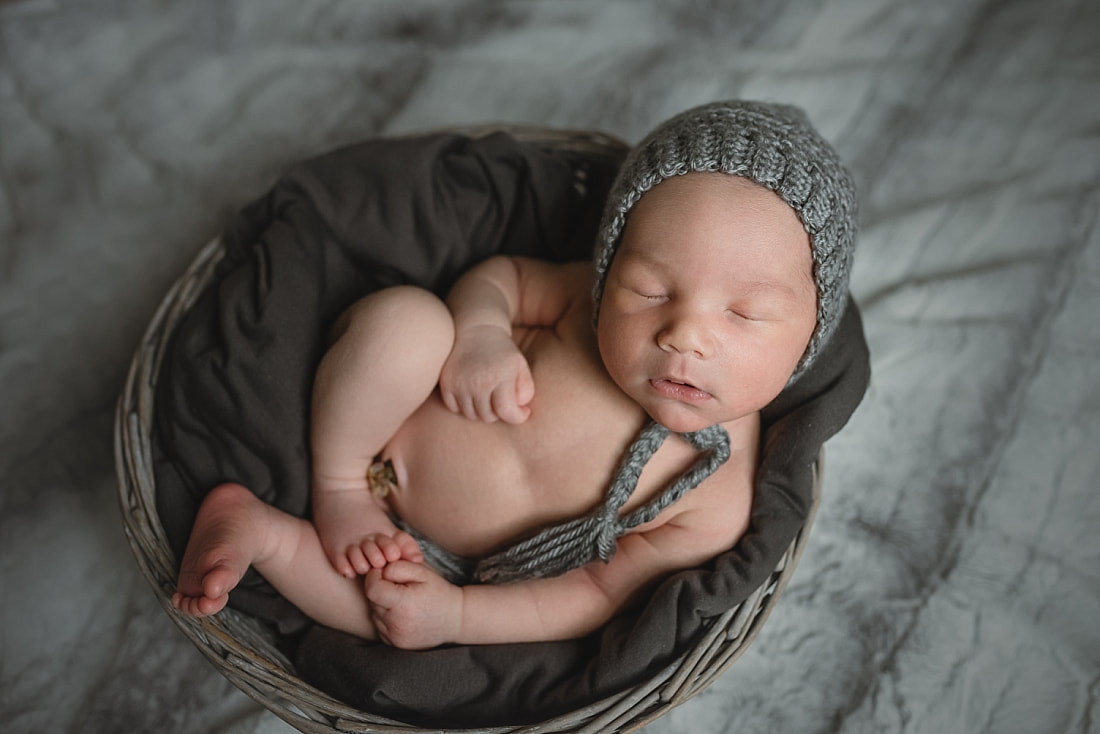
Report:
2,1,1098,732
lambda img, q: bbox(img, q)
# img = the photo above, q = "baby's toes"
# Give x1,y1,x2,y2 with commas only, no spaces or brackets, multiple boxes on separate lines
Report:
324,547,353,578
375,535,405,563
198,593,229,617
345,545,372,575
361,539,389,569
173,591,225,618
393,531,423,562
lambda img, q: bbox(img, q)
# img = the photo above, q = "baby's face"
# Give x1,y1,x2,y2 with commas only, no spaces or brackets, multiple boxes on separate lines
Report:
597,173,817,433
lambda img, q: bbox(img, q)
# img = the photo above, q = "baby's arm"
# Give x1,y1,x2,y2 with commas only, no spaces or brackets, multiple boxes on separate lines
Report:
440,256,589,424
364,506,740,648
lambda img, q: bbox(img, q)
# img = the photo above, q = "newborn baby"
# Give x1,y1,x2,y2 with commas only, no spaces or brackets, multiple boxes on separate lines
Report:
172,99,858,651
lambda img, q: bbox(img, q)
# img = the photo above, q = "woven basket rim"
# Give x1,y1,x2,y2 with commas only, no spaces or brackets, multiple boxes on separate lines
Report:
113,126,822,734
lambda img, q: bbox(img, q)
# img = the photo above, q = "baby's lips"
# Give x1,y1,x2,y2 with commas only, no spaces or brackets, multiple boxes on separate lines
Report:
649,378,713,403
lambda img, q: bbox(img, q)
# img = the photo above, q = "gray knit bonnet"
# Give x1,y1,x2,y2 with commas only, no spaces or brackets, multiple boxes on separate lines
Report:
592,100,859,379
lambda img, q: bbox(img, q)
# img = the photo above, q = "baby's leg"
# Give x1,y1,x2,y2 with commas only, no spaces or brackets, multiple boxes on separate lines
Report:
310,286,454,577
174,483,378,639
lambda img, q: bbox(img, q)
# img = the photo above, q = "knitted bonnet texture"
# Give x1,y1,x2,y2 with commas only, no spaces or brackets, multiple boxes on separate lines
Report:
592,100,859,377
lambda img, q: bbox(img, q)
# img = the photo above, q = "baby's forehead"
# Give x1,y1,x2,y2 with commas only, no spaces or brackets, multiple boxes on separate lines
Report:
617,173,816,290
624,173,808,245
631,172,795,216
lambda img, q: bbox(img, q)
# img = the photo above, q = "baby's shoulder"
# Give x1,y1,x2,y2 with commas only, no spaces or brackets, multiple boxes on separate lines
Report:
649,421,758,547
615,438,755,570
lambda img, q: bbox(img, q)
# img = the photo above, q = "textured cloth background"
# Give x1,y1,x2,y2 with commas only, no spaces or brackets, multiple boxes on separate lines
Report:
2,1,1098,732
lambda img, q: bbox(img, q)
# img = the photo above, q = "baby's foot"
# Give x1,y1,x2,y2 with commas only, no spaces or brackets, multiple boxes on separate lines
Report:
313,488,420,577
355,530,424,572
172,483,270,617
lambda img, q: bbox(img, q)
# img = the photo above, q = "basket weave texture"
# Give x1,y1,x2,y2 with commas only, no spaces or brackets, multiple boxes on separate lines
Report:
114,127,822,734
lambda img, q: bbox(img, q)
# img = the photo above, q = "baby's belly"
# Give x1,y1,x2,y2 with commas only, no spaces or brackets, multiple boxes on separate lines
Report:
381,392,646,558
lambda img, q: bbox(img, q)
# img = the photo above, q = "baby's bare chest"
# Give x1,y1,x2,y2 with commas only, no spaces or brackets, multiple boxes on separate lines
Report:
385,328,699,557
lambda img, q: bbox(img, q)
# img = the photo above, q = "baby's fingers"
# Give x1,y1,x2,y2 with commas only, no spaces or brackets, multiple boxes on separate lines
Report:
515,363,535,408
382,560,432,585
450,387,495,423
472,388,500,423
491,377,533,424
440,386,460,414
441,386,480,421
492,392,530,424
364,568,401,607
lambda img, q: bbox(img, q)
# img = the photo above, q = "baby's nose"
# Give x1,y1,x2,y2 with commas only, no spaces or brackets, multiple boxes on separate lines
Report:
657,313,712,358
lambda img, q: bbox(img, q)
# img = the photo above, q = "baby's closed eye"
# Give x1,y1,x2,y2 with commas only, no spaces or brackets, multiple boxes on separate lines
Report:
637,290,668,301
617,276,667,302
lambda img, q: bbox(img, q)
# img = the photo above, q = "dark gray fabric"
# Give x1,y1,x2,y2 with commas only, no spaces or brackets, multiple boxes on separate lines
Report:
151,130,870,727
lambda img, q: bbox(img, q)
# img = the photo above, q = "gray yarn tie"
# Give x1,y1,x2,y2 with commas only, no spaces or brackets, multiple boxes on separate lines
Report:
475,421,730,584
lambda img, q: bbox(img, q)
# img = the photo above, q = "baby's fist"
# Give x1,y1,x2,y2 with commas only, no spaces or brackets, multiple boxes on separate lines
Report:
364,562,463,649
440,336,534,424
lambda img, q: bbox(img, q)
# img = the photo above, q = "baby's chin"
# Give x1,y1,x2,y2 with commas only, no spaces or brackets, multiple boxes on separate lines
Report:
644,405,719,435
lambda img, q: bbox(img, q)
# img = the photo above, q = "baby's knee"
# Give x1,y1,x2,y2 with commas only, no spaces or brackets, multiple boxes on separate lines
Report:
387,286,453,336
336,286,454,360
380,286,454,355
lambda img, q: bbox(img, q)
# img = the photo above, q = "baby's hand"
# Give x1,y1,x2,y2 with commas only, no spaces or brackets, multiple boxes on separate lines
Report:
440,327,534,424
364,561,464,649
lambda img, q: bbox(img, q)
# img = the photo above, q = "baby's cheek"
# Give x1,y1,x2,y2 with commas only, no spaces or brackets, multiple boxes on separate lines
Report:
598,334,637,384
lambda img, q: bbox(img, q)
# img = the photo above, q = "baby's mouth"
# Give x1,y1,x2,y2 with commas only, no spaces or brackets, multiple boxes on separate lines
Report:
649,378,712,403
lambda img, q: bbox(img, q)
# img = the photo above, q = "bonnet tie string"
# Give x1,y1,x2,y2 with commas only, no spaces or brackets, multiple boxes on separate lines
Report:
476,421,730,584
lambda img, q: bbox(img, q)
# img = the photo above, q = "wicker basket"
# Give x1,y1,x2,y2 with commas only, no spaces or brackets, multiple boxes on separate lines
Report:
114,128,823,734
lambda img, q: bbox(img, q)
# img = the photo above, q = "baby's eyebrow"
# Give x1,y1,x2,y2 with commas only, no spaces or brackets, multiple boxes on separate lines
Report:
618,251,809,300
737,279,802,300
616,251,665,269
